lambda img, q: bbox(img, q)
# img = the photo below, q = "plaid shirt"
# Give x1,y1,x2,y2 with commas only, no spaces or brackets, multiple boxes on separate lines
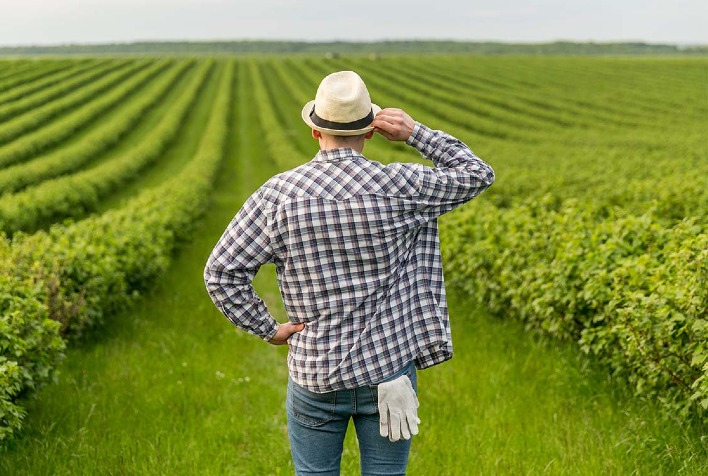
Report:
204,123,494,392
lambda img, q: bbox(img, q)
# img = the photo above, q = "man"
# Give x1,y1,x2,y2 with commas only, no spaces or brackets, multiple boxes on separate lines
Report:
204,70,494,475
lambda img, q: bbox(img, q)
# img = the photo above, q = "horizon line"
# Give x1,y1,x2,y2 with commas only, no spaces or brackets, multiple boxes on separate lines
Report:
1,38,706,49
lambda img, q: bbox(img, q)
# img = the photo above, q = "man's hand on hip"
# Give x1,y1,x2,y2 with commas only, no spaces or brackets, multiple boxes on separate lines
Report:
372,108,415,142
377,374,420,442
268,322,305,345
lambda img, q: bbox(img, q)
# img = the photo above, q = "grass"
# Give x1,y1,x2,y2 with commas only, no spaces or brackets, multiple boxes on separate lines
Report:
1,61,706,475
406,296,708,475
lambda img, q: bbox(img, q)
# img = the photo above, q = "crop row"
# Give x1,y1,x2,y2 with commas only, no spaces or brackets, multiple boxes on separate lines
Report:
535,58,704,106
0,60,193,201
384,58,642,130
0,60,99,106
393,56,698,131
440,198,706,417
390,56,636,126
426,56,703,126
0,60,79,95
0,59,233,443
0,59,171,169
0,60,148,145
0,60,127,123
468,132,707,221
258,62,316,157
0,61,37,84
0,60,212,235
456,56,701,116
248,61,307,170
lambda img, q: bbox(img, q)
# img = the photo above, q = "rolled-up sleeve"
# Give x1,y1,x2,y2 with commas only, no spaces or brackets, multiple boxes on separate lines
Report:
204,189,278,341
406,123,495,215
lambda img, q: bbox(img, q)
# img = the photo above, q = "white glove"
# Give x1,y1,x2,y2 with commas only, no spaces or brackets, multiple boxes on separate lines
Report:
377,374,420,442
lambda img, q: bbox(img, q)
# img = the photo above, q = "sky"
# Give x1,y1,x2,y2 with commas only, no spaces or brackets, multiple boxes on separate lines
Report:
0,0,706,46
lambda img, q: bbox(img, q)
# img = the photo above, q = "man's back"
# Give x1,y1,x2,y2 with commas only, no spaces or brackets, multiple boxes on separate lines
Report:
205,124,495,392
266,148,448,392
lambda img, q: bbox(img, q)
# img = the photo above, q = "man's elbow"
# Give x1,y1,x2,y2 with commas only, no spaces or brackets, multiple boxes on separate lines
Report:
484,167,495,188
472,166,495,194
203,263,219,298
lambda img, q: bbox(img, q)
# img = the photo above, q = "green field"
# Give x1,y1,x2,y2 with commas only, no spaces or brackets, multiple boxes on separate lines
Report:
0,55,706,474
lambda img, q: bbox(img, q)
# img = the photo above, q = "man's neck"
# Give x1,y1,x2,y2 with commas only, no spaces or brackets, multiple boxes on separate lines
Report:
318,136,365,153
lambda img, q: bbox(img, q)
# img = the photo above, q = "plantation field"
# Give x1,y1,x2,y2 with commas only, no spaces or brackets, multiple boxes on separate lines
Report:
0,56,706,474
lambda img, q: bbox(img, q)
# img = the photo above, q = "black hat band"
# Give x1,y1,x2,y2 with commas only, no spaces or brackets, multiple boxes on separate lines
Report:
310,106,374,131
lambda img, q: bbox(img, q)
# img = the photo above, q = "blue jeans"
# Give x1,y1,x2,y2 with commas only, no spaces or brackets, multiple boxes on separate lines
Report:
286,363,417,476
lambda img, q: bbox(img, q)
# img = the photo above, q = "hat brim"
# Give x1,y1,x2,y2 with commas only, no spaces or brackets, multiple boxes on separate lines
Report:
301,100,382,137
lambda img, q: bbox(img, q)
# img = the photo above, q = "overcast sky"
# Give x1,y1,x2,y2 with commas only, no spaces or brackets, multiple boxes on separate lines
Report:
0,0,706,46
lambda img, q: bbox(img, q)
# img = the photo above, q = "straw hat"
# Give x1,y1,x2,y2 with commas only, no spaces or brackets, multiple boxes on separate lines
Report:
301,71,381,136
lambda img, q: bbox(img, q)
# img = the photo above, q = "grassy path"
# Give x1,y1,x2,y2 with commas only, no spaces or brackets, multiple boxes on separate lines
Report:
1,64,706,475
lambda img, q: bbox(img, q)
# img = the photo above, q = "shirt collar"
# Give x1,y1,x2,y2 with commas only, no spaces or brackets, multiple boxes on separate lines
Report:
312,148,364,163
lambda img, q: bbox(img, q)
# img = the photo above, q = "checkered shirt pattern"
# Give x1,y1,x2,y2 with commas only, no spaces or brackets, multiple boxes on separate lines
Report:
204,123,494,392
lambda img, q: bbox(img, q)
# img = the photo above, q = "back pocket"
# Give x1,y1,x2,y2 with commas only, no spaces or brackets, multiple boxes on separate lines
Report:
287,379,337,428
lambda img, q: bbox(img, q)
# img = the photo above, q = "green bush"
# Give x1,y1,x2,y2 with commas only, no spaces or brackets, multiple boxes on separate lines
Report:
0,59,232,443
441,197,707,417
0,245,65,441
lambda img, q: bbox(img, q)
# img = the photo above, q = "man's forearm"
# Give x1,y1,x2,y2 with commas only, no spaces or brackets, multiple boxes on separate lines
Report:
404,122,495,208
204,267,279,341
407,122,495,182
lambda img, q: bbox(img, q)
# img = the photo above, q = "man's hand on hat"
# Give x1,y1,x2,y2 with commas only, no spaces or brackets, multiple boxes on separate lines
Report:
372,108,415,142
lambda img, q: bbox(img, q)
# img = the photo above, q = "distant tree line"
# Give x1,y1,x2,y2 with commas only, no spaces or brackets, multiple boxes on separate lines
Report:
0,40,706,56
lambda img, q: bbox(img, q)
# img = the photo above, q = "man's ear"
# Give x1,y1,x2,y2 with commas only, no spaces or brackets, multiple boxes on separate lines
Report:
364,130,375,140
312,129,322,140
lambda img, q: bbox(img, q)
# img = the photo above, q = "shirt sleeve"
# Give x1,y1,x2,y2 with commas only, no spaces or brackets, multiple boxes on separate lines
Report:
203,188,278,341
406,122,495,215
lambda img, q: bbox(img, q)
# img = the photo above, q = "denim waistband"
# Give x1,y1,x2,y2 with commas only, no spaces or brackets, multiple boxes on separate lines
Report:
381,361,415,384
